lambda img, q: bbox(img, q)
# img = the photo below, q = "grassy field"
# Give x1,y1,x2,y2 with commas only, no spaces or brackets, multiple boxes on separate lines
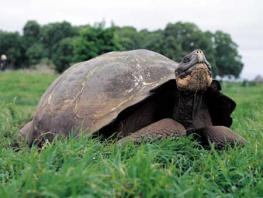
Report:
1,71,263,197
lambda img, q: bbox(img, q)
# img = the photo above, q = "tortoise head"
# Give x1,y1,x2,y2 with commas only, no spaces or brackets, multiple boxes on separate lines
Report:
175,49,212,91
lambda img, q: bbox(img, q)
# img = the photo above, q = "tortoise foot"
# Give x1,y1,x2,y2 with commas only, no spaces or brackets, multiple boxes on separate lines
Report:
187,126,246,149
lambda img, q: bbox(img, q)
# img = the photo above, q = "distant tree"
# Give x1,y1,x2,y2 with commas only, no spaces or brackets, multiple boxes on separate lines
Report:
72,24,121,62
0,31,25,68
203,31,218,76
115,27,164,52
115,26,140,50
52,37,75,73
22,21,45,66
212,31,243,77
40,21,77,58
25,43,45,65
162,22,215,64
137,29,164,52
23,20,41,46
0,20,244,76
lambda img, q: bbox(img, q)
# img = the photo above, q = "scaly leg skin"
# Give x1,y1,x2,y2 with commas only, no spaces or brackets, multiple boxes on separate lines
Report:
187,126,246,149
118,118,186,144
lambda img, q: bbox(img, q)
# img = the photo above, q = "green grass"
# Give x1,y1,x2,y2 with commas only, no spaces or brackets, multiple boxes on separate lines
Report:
1,71,263,197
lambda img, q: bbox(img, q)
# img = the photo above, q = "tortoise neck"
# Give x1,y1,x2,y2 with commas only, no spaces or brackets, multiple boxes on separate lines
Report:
173,90,203,129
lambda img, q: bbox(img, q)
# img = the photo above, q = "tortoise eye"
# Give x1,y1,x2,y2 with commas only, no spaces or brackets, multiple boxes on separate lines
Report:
183,57,190,63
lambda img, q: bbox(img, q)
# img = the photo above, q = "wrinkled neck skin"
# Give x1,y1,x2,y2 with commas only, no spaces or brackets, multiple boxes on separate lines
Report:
173,90,204,129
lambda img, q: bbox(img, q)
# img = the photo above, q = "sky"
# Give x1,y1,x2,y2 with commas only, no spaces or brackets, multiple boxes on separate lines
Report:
0,0,262,79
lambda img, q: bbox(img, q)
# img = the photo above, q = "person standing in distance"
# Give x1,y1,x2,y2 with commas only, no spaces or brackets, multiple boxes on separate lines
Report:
0,54,7,71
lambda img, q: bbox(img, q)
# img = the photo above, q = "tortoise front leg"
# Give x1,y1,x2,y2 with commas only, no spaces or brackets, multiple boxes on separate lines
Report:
187,126,246,148
118,118,186,144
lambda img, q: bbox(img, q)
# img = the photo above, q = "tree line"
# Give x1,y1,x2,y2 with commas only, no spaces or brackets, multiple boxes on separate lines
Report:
0,20,243,77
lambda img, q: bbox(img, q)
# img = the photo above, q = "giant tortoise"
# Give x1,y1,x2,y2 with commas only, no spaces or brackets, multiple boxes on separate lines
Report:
20,49,246,147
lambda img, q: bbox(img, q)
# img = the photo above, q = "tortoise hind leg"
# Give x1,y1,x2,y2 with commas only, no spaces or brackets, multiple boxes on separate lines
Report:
20,120,34,146
10,121,34,151
118,118,186,144
20,121,54,147
187,126,246,149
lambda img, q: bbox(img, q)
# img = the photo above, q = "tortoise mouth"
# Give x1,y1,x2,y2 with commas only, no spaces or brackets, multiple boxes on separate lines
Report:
176,61,211,78
176,63,213,91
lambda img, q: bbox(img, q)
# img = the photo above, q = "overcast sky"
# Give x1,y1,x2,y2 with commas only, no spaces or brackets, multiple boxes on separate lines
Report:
0,0,262,79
